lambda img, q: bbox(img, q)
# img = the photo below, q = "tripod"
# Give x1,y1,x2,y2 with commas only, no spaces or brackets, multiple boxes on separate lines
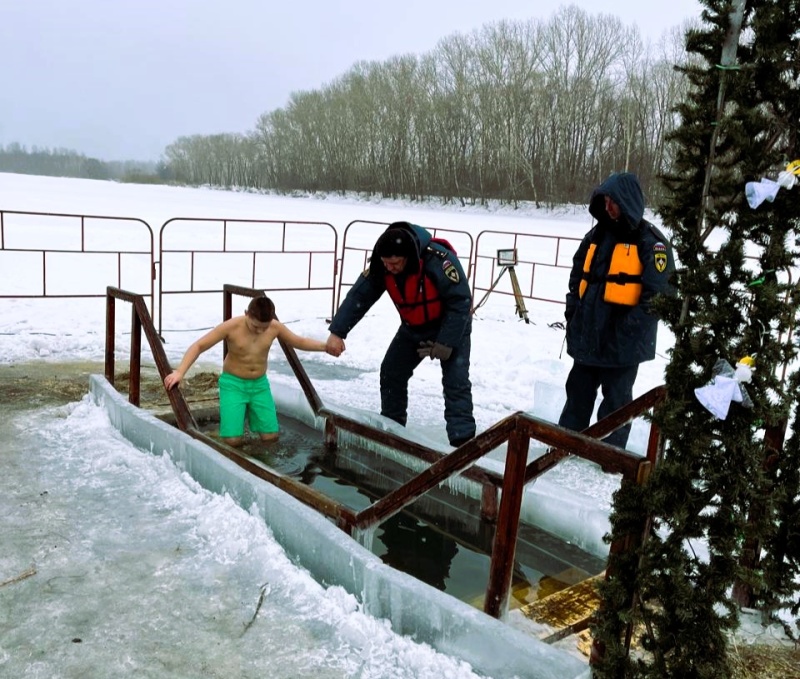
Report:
473,265,530,324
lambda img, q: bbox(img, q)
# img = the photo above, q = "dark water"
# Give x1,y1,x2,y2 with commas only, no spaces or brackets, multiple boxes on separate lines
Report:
201,415,606,609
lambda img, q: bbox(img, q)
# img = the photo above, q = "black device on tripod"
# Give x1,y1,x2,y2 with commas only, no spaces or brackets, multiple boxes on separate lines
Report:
472,248,530,324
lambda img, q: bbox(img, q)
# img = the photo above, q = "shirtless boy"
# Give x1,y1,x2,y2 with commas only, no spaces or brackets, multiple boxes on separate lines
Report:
164,296,341,446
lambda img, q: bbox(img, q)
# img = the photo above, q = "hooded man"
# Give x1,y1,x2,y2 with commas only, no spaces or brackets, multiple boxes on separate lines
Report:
558,172,675,449
326,221,476,447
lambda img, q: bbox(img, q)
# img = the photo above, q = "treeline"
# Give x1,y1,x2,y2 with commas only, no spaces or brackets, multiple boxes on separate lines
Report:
0,143,161,183
164,6,691,205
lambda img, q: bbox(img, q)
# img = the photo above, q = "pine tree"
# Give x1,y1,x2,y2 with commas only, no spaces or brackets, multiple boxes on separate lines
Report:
592,1,800,675
741,0,800,639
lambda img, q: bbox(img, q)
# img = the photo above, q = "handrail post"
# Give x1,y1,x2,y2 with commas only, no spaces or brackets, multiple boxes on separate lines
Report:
484,421,529,618
105,287,198,432
222,288,233,359
105,291,115,385
324,418,338,449
480,482,498,521
646,421,664,467
129,305,142,406
603,460,653,561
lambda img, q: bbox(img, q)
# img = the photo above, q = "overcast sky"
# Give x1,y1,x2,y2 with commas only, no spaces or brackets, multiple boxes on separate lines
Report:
0,1,700,162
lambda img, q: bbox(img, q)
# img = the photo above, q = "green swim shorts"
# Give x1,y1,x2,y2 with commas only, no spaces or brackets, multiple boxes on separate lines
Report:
218,372,279,438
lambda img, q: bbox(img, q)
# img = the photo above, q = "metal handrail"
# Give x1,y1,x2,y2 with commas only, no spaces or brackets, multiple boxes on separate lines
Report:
342,408,656,618
105,286,196,431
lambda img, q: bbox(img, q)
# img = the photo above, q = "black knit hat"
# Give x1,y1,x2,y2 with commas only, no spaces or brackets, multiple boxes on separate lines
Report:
373,227,416,259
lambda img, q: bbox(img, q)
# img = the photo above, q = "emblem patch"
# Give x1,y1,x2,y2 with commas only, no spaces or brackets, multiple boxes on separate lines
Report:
361,267,370,278
653,243,667,273
443,261,460,283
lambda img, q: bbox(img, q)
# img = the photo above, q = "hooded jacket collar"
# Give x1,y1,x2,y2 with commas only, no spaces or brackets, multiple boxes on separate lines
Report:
588,172,645,235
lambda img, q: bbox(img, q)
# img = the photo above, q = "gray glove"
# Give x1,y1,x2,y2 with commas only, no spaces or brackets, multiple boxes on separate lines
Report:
417,340,453,361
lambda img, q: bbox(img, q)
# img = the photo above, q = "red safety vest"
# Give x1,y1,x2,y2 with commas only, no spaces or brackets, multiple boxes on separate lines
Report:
385,267,443,325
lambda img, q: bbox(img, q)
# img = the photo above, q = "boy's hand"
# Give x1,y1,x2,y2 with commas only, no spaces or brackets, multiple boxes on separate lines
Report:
326,334,345,357
164,370,183,390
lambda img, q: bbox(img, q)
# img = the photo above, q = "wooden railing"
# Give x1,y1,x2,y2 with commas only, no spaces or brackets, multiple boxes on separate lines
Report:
105,286,195,431
105,283,665,624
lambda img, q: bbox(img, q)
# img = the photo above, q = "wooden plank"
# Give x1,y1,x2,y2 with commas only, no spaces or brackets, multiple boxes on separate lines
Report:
518,572,604,631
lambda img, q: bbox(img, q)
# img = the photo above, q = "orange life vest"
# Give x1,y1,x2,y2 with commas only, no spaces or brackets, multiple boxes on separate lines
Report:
385,267,443,325
579,242,643,306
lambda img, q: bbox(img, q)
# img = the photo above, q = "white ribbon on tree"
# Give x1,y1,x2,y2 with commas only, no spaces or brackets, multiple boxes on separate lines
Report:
694,357,754,420
745,160,800,209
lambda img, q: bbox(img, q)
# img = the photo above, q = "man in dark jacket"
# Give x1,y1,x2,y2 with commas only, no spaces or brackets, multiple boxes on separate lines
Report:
326,221,476,447
558,172,675,449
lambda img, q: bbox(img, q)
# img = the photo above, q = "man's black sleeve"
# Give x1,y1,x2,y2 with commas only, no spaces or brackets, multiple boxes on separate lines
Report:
328,269,386,339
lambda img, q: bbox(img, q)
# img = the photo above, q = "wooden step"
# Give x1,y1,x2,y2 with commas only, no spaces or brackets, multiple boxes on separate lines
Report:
468,566,595,611
518,572,605,643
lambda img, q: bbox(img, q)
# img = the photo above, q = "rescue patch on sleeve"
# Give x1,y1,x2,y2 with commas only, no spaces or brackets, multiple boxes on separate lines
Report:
361,268,370,278
653,242,667,273
443,260,460,283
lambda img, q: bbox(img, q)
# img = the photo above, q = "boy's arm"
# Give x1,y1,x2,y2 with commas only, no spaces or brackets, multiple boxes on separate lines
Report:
275,321,332,354
164,322,229,389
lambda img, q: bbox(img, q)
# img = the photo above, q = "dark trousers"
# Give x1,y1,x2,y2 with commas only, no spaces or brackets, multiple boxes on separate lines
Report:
380,326,476,446
558,362,639,449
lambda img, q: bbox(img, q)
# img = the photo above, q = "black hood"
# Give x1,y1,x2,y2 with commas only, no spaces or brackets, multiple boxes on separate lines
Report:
588,172,645,235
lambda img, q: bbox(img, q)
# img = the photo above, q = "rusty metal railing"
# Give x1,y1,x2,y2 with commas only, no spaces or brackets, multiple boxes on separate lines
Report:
105,286,195,430
157,217,338,335
471,229,581,310
327,405,657,618
1,209,154,308
104,285,356,530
